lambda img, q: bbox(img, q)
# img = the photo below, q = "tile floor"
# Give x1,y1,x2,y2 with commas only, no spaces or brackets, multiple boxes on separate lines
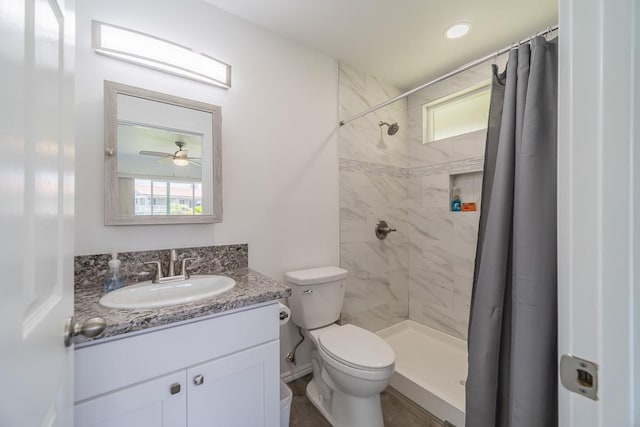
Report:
288,374,444,427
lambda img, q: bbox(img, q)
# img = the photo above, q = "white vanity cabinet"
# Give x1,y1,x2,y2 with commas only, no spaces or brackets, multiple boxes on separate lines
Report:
74,302,280,427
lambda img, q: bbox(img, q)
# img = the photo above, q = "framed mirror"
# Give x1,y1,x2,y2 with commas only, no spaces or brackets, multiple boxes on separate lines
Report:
104,81,222,225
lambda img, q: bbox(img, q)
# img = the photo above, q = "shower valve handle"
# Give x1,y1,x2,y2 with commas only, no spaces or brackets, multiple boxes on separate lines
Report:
375,220,397,240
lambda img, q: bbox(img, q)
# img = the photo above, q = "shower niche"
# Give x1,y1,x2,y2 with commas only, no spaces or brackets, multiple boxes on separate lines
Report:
449,171,482,212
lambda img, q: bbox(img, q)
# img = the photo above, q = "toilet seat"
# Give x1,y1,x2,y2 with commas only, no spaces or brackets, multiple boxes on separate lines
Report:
316,346,394,382
317,324,395,372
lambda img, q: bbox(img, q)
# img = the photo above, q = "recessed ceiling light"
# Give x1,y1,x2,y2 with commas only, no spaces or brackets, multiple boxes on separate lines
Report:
445,23,471,39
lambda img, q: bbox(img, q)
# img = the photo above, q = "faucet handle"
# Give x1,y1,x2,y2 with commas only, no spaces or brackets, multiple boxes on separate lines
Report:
375,220,397,240
143,261,162,283
181,258,197,279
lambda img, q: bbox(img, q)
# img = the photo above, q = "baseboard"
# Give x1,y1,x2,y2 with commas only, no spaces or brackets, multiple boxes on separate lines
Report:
280,362,312,383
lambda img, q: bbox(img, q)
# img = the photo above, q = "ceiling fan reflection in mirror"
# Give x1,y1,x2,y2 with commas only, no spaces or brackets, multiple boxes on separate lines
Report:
139,141,201,167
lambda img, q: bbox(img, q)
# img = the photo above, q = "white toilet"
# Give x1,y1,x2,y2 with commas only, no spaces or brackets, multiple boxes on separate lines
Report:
285,266,395,427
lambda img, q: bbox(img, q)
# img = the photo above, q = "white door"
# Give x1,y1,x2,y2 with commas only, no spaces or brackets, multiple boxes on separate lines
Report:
0,0,75,425
558,0,638,425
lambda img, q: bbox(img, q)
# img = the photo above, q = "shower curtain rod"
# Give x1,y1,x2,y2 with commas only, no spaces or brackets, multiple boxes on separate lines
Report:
338,24,558,127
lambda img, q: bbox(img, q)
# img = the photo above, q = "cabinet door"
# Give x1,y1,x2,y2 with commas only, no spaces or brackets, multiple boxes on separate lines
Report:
75,371,186,427
187,341,279,427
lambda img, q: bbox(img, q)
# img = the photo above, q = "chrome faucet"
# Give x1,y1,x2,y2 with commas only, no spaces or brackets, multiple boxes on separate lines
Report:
144,250,197,284
168,249,178,277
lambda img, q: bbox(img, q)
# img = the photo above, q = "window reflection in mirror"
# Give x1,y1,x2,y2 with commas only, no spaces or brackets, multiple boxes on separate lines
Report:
133,180,203,216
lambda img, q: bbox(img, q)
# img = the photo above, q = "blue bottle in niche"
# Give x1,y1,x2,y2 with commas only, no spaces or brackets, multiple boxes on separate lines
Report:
451,187,461,212
103,252,125,293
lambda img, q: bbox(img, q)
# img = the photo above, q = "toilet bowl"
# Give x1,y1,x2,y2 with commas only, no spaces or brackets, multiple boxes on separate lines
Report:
285,267,396,427
314,323,395,386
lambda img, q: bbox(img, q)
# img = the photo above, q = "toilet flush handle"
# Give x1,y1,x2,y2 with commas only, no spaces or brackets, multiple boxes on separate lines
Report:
301,289,313,294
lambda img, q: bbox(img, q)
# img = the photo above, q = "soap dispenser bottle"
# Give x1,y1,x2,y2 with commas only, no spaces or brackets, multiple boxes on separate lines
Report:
103,252,125,293
451,187,462,212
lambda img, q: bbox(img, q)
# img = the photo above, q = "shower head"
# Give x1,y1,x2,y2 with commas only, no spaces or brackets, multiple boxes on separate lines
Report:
379,121,399,135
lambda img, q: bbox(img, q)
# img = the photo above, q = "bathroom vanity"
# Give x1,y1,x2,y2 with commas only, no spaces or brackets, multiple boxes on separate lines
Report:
75,302,280,426
73,247,289,427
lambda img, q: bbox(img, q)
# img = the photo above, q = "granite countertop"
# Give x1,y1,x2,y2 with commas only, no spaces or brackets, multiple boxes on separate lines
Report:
74,268,291,346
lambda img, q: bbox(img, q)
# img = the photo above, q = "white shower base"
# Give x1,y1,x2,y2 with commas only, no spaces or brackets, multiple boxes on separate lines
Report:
377,320,467,427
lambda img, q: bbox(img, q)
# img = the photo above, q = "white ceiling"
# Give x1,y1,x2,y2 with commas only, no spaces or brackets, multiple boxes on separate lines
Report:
203,0,557,90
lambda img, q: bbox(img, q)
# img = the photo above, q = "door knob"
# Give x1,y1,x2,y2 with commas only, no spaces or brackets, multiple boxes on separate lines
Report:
63,317,107,347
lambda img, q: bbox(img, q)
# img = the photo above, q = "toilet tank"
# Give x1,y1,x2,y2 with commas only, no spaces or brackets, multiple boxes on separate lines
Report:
285,267,348,329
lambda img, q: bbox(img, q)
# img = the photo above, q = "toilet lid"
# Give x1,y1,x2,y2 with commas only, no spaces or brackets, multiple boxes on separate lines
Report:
285,266,348,285
318,324,395,369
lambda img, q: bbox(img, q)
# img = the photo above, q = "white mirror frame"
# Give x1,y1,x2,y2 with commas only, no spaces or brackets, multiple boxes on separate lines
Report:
104,81,222,225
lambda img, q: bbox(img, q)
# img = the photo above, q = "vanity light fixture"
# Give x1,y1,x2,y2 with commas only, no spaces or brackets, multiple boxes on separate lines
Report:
92,21,231,88
445,22,471,39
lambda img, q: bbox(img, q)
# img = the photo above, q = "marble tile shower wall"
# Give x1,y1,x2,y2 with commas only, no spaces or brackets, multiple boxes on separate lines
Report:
339,61,493,339
406,133,483,340
338,63,410,332
406,62,492,340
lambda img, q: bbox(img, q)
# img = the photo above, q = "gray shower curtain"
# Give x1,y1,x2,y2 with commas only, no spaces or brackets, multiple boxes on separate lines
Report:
466,36,558,427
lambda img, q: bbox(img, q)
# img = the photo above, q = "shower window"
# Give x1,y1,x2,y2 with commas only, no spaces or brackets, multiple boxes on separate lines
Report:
423,82,490,143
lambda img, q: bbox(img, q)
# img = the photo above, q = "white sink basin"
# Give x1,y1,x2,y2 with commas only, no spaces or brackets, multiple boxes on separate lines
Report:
99,275,236,309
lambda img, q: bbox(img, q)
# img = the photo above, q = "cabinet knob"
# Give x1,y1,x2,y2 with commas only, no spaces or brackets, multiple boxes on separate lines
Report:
193,374,204,386
170,383,181,395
